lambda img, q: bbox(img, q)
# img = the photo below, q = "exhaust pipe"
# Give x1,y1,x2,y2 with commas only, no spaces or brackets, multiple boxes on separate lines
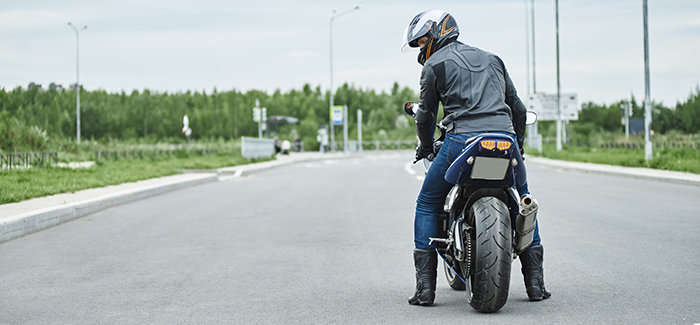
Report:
514,194,539,254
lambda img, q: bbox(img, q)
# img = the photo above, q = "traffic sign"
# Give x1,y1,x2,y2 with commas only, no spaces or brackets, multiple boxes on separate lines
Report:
253,107,261,122
331,105,343,125
526,93,579,121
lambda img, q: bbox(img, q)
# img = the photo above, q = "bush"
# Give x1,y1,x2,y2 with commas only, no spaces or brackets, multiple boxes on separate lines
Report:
0,110,51,152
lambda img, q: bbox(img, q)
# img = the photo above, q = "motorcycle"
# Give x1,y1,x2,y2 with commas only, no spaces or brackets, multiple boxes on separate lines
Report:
404,102,539,313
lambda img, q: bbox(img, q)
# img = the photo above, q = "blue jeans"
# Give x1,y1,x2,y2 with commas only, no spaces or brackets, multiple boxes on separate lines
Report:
414,132,541,250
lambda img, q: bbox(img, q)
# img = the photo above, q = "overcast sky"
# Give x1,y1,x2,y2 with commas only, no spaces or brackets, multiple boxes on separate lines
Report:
1,0,698,106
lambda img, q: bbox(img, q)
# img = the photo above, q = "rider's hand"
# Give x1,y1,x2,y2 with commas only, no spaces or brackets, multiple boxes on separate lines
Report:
433,141,443,155
414,145,433,164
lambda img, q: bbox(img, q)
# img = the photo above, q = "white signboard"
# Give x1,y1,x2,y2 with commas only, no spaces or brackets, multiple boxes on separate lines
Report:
526,93,579,121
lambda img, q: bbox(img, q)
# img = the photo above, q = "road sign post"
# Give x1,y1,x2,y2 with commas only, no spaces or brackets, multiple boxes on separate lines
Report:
357,109,363,152
343,105,348,153
253,99,267,138
330,105,343,152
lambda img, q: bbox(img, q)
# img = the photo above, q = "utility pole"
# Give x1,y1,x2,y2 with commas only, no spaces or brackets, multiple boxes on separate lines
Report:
330,5,360,152
531,0,537,93
643,0,653,161
524,0,531,95
525,0,542,152
555,0,562,152
68,22,87,144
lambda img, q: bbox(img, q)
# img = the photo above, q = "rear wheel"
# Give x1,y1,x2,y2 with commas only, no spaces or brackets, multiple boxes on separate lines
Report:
465,196,512,313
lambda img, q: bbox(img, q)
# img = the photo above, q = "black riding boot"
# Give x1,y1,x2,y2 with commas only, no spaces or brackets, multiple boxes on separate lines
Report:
519,244,552,301
408,249,437,306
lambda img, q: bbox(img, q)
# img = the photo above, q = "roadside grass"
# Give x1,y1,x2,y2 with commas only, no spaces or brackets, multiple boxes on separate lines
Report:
529,144,700,174
0,152,268,205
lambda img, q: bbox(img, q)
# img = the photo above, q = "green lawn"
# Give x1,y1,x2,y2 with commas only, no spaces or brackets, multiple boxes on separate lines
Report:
0,153,268,205
529,144,700,174
3,142,698,206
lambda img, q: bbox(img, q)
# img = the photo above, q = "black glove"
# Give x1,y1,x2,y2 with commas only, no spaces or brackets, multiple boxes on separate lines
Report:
414,145,433,164
433,140,443,155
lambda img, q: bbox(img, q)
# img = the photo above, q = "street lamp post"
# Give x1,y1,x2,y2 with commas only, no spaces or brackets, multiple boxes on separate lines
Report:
68,22,87,144
531,0,537,93
330,5,360,152
642,0,652,161
555,0,562,152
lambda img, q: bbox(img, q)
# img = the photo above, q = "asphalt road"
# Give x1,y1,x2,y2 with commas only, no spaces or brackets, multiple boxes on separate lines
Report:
1,152,699,324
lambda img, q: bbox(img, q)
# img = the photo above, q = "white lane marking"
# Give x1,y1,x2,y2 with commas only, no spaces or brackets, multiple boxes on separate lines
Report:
218,169,243,181
404,161,416,176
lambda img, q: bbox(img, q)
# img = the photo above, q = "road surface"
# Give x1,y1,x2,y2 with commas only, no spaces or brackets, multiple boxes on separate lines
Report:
1,152,699,324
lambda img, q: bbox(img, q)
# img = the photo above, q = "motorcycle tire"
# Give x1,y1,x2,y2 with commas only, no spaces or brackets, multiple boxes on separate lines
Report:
444,260,466,290
466,196,512,313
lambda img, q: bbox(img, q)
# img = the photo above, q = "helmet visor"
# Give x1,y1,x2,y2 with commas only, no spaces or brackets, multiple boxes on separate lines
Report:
401,10,448,52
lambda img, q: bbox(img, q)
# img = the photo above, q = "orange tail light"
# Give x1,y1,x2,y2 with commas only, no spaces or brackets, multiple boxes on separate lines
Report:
480,140,496,150
480,139,512,151
497,141,512,150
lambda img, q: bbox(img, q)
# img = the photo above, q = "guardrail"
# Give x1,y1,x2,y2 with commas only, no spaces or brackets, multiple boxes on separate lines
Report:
599,141,700,150
0,151,58,169
542,137,700,150
362,140,416,151
325,140,416,152
95,148,219,163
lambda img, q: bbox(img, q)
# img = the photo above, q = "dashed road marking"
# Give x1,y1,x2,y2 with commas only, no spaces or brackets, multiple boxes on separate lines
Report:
404,161,416,176
405,161,426,182
219,170,243,181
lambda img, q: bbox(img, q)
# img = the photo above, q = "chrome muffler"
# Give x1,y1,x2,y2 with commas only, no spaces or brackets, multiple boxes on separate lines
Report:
514,194,539,254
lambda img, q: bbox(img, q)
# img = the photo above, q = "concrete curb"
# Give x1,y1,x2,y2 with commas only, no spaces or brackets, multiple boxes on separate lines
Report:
0,174,218,244
0,152,349,244
527,156,700,187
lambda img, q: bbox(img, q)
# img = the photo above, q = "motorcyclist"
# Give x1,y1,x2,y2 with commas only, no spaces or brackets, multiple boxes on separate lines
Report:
402,10,551,306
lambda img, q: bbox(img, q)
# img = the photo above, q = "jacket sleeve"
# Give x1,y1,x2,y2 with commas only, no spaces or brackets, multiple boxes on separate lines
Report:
416,64,439,150
501,60,526,149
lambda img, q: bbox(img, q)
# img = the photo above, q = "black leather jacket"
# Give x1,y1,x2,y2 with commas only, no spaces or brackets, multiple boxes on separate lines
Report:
415,41,527,149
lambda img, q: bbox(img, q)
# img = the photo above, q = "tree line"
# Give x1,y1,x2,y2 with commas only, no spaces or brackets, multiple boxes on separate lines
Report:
0,82,417,152
1,83,698,152
553,88,700,144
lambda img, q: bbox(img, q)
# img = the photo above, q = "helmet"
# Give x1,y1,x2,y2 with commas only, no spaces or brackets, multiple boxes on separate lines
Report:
401,10,459,65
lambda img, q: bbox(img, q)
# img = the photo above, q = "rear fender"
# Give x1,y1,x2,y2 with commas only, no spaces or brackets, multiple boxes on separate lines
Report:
462,189,508,225
445,134,517,185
